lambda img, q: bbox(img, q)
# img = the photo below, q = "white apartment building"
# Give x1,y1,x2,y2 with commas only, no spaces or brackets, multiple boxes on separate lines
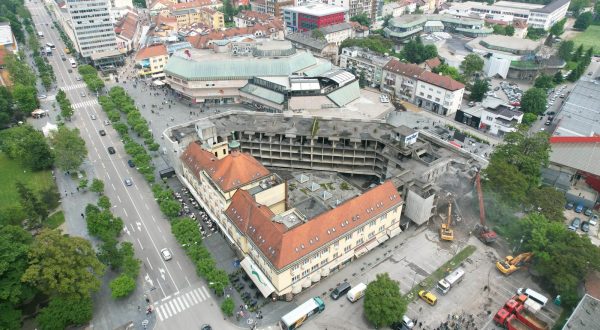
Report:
481,103,523,136
339,46,392,88
66,0,118,58
527,0,570,30
328,0,377,20
415,71,465,116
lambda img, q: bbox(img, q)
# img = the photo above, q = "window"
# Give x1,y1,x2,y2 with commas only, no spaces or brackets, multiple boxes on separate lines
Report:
369,220,376,227
292,275,300,282
357,227,364,234
302,269,309,276
291,264,299,271
356,238,364,246
333,252,338,259
344,245,352,253
379,225,385,232
321,259,328,266
344,233,353,242
333,241,339,248
368,232,375,239
303,258,310,265
311,264,319,272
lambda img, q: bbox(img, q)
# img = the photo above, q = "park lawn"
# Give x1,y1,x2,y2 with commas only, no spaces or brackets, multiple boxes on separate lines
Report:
573,26,600,56
45,211,65,229
0,153,55,210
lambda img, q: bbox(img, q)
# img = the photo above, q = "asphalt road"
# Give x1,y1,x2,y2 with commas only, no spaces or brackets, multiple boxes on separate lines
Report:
27,3,230,329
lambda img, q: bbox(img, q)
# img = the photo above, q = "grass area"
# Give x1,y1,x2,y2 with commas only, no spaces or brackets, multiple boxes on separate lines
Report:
406,245,477,301
573,26,600,56
45,211,65,229
510,60,540,69
0,153,54,209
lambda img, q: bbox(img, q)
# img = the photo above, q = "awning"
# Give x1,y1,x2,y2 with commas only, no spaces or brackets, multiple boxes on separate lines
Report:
354,246,368,258
388,226,402,238
365,240,379,251
240,257,276,298
377,235,390,244
152,72,166,79
152,80,165,86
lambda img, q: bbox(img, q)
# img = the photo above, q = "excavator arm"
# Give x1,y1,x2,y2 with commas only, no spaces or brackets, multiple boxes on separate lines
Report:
474,171,497,243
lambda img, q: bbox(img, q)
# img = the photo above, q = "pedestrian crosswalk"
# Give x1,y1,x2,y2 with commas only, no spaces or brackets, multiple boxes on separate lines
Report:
72,100,98,109
58,83,87,91
155,286,212,321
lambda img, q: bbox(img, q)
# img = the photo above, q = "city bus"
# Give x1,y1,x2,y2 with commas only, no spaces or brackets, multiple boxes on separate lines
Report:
37,30,44,38
280,297,325,330
69,58,77,68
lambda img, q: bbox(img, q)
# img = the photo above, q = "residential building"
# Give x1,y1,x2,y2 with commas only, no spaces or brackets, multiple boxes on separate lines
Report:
264,0,295,19
455,97,522,136
384,14,492,42
199,8,225,29
339,47,392,88
562,294,600,330
421,57,441,71
65,0,119,59
328,0,376,20
0,22,18,54
415,71,465,116
115,11,142,53
136,44,169,78
283,3,347,32
149,0,220,17
381,0,416,18
186,21,285,49
380,58,425,102
443,0,570,30
234,10,275,28
250,0,268,14
317,22,367,46
285,32,339,64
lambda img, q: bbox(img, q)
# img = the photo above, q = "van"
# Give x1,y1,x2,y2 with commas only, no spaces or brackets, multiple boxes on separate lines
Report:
330,282,351,300
347,283,367,302
517,288,548,307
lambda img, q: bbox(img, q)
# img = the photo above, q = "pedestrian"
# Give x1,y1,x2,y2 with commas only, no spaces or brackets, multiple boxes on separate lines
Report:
138,305,141,311
81,213,84,218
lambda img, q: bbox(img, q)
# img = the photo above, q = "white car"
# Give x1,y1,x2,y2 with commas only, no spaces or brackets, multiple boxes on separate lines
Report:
124,178,133,186
39,94,47,99
160,248,172,261
590,215,598,226
90,114,97,120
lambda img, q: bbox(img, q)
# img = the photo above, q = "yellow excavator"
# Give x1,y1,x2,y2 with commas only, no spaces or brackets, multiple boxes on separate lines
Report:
496,252,534,275
440,200,454,241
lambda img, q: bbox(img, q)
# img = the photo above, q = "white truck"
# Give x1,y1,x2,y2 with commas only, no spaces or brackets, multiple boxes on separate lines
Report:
346,283,367,302
436,267,465,295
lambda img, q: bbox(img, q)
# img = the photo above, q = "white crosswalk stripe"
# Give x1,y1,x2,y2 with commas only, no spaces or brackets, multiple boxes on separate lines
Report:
72,100,98,110
58,83,86,91
155,286,210,321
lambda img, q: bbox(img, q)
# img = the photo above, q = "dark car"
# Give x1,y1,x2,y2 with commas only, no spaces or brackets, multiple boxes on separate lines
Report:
566,202,574,210
200,325,212,330
107,146,116,154
547,111,556,116
581,221,590,232
575,204,584,213
99,129,106,136
330,282,352,300
127,159,135,168
569,217,581,231
584,208,593,216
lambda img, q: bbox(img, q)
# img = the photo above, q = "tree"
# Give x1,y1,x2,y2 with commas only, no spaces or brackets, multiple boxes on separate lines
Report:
160,199,182,219
382,14,393,28
0,125,54,170
528,187,566,222
16,181,48,229
527,28,546,40
504,25,515,36
470,79,489,102
78,179,89,190
206,268,230,296
558,40,574,61
311,29,324,40
221,297,235,317
98,195,111,210
574,12,594,30
340,35,393,55
521,113,538,126
0,226,35,312
0,86,14,128
350,13,371,27
570,0,589,17
109,274,136,299
12,84,38,114
363,273,406,328
49,126,87,172
400,37,438,64
482,160,529,205
533,74,555,91
222,0,235,21
172,218,203,246
434,63,465,82
36,296,93,330
549,18,566,36
553,71,564,84
21,229,106,298
460,54,484,78
90,178,105,194
520,87,547,115
493,24,505,35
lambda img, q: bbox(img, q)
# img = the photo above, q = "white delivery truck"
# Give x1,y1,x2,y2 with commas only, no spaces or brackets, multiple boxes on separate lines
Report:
347,283,367,302
436,267,465,295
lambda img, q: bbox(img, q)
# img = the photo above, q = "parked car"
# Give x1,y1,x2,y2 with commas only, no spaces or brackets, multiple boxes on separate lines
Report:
107,146,115,154
581,221,590,232
330,282,352,300
124,178,133,186
589,215,598,226
160,248,172,261
575,204,584,213
418,290,437,306
584,208,593,216
566,202,574,210
545,121,551,126
104,120,111,126
569,217,582,231
80,91,86,97
99,129,106,136
38,94,47,99
127,159,135,168
90,114,96,120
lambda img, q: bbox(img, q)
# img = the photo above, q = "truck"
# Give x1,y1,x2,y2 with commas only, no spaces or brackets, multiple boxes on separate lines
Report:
346,282,366,302
496,252,534,275
494,307,531,330
436,267,465,295
514,305,549,330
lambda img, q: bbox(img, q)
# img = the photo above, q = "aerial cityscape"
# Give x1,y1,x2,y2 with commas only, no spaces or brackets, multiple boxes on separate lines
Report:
1,0,600,329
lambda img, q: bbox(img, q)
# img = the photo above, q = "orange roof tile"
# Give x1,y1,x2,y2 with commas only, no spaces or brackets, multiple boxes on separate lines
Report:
170,0,214,10
186,22,283,48
419,70,465,91
181,142,272,192
226,181,402,269
383,58,424,78
424,57,441,69
136,44,168,60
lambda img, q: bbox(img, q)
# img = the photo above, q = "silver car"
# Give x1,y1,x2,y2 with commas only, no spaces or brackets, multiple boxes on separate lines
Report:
160,248,172,261
124,178,133,186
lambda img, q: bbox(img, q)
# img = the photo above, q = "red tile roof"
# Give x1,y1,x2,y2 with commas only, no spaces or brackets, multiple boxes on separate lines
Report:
136,44,168,60
549,136,600,144
236,10,273,22
424,57,441,70
116,12,139,40
418,71,465,91
170,0,214,10
181,142,272,192
383,58,425,78
226,181,402,269
186,21,283,48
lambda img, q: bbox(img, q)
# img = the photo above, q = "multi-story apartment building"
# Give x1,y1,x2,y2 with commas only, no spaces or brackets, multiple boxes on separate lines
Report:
234,10,275,28
527,0,570,30
136,44,169,78
172,7,224,29
328,0,378,20
339,47,392,88
283,3,347,32
380,59,425,102
415,71,465,116
65,0,118,58
199,7,225,29
267,0,295,18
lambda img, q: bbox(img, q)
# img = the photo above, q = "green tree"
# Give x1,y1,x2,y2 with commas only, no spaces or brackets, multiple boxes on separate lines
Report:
553,71,564,84
109,274,136,299
0,86,14,128
49,126,87,172
221,297,235,316
311,29,324,40
569,0,589,17
160,199,182,219
36,296,93,330
520,87,547,115
521,113,538,126
433,63,465,82
533,74,555,91
460,54,484,78
206,268,230,296
400,37,438,64
558,40,574,61
549,18,566,36
527,186,566,222
504,25,515,36
98,195,111,210
16,181,48,229
22,229,106,298
340,35,393,54
0,225,35,310
364,273,406,328
482,160,529,205
12,84,38,114
469,79,489,102
90,178,105,194
0,125,54,170
493,24,506,35
172,218,203,246
38,186,61,211
79,179,89,190
526,28,547,40
574,12,594,30
0,304,21,330
350,13,371,27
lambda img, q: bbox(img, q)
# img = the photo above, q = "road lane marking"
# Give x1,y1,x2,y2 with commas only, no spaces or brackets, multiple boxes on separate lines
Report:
136,238,143,250
117,195,121,203
105,173,110,180
171,299,181,313
192,289,202,302
180,295,190,309
157,227,162,233
146,257,153,270
145,203,149,210
202,286,211,298
177,296,188,310
123,209,128,217
156,306,164,321
161,295,171,302
168,300,177,314
111,183,116,190
177,261,183,271
151,215,156,222
157,279,166,298
196,288,205,301
129,224,135,233
186,291,196,304
162,235,167,243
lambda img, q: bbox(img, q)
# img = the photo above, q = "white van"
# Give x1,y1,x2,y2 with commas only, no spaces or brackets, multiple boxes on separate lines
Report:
347,282,367,302
517,288,548,307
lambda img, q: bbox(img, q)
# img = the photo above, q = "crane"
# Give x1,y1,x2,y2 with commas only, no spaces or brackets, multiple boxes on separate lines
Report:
474,171,497,244
496,252,534,275
440,198,454,241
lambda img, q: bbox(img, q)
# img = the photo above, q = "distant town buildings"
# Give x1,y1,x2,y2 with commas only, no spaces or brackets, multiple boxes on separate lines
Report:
283,3,347,32
135,44,169,78
454,97,523,136
234,10,277,28
250,0,294,18
115,11,142,53
384,14,492,42
340,47,392,88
